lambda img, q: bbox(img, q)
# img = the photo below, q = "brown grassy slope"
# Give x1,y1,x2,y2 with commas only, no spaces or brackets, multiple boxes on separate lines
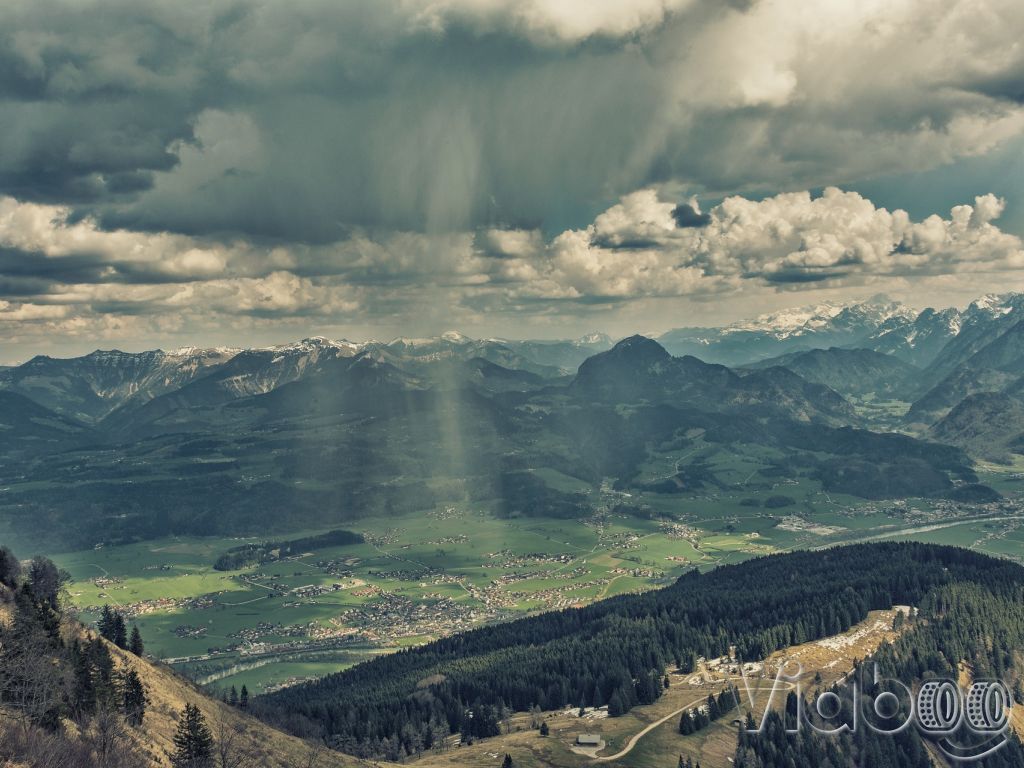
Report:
103,637,374,768
0,586,389,768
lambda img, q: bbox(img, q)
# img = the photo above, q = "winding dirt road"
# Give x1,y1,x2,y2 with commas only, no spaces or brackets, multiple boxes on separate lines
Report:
592,694,711,762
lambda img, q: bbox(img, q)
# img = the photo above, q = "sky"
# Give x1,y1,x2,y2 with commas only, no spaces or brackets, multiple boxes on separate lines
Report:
2,0,1024,362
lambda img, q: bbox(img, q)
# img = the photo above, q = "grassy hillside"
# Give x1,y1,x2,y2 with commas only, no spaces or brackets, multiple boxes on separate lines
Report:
0,573,385,768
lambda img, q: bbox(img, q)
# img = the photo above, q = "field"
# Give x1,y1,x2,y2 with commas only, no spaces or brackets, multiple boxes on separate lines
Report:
54,500,770,694
46,438,1024,695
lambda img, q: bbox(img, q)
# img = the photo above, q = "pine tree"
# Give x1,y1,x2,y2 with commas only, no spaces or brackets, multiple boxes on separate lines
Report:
502,753,513,768
607,690,625,717
88,637,119,711
122,668,147,726
112,612,128,649
539,721,549,737
679,711,694,735
128,625,144,656
716,686,733,716
706,694,720,721
239,684,249,709
70,639,98,718
693,709,709,730
98,605,115,639
0,544,20,587
171,703,214,768
229,685,238,706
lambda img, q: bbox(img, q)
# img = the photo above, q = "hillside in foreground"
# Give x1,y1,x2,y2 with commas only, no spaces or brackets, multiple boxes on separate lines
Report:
0,548,385,768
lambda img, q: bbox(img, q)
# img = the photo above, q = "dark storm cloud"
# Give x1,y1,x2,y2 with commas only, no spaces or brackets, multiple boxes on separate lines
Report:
2,0,1024,359
0,248,108,284
0,275,58,296
0,0,1021,244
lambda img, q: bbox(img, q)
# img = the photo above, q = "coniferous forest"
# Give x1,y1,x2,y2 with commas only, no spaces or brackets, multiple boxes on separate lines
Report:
259,542,1024,760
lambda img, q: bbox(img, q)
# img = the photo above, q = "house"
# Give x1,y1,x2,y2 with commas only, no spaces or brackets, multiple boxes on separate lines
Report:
576,734,602,746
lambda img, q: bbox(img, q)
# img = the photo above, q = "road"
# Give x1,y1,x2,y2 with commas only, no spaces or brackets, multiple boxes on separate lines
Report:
592,681,787,763
592,694,710,762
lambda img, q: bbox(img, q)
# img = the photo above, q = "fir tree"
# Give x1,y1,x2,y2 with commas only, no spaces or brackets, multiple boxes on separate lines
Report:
128,625,144,656
171,703,214,768
539,721,549,737
706,694,720,721
679,711,694,735
98,604,115,639
502,753,513,768
112,611,128,649
0,544,20,587
70,639,98,718
89,637,119,710
607,690,626,717
239,684,249,709
693,709,709,730
122,668,147,726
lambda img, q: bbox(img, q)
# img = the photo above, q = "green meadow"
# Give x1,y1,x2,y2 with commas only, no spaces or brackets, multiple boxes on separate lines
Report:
49,441,1024,694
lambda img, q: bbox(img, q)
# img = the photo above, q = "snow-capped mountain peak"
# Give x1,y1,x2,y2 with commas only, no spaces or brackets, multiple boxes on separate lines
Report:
576,332,613,346
440,330,471,344
720,296,913,341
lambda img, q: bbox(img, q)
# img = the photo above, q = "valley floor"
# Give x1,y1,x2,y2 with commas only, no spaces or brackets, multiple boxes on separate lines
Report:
42,460,1024,697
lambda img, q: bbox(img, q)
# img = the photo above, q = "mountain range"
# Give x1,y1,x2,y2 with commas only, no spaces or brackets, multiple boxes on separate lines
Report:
10,290,1024,549
0,324,990,552
0,333,611,425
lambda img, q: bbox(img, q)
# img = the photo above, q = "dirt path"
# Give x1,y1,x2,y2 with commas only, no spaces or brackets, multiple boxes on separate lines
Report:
597,574,624,599
592,681,788,763
592,695,709,762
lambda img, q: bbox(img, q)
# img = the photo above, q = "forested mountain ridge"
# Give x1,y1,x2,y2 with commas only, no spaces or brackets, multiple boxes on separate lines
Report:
258,542,1024,761
571,335,855,423
747,347,921,399
738,567,1024,768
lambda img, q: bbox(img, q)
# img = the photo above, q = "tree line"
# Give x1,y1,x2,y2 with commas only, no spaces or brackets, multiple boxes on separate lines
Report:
212,529,364,571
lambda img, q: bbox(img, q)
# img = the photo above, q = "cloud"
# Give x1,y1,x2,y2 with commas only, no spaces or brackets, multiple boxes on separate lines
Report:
2,186,1023,335
505,187,1024,299
3,184,1024,361
408,0,699,44
0,0,1022,242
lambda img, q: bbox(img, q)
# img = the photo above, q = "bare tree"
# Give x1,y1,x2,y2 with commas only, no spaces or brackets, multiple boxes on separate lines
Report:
213,712,259,768
89,705,128,768
303,739,326,768
0,623,64,735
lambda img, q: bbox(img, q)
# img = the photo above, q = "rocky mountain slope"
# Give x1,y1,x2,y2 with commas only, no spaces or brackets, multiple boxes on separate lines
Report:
747,347,921,399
